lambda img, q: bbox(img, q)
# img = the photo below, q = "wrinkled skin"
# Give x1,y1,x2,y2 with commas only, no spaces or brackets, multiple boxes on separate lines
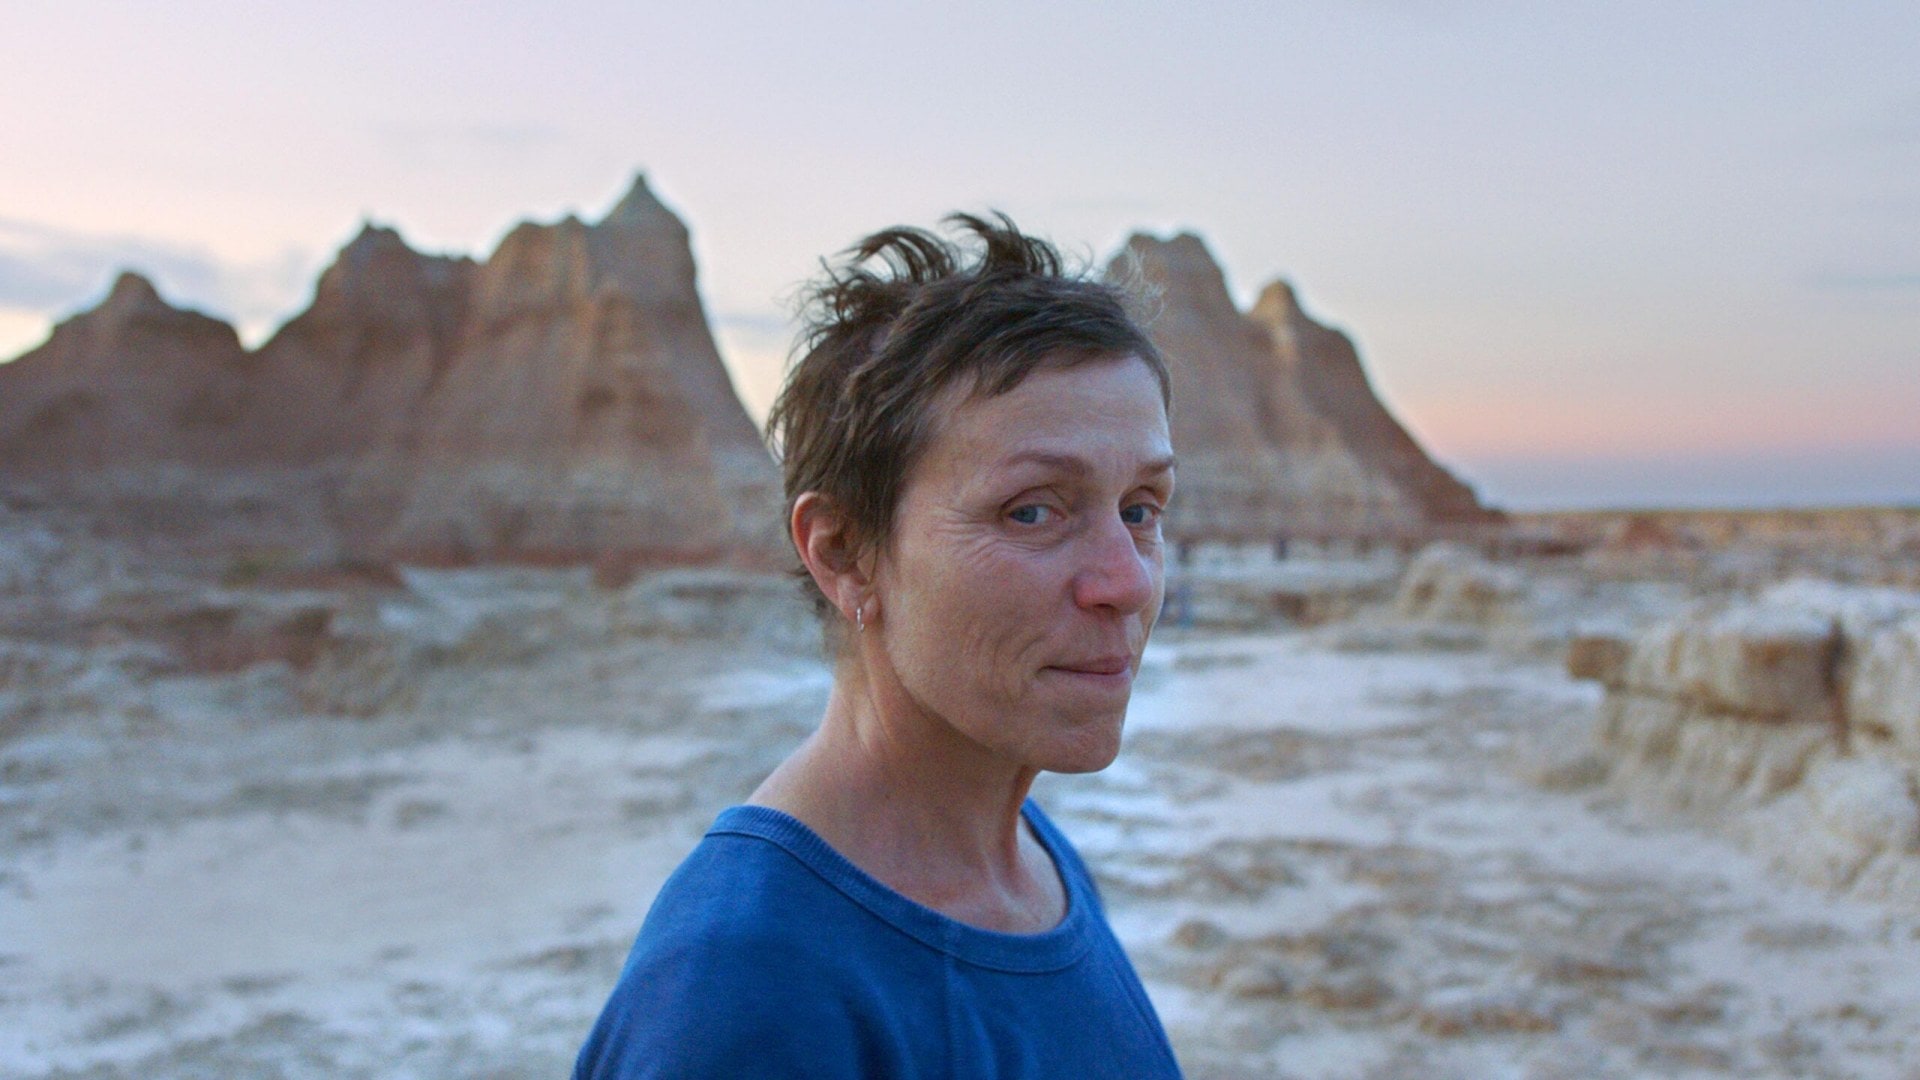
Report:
865,355,1175,776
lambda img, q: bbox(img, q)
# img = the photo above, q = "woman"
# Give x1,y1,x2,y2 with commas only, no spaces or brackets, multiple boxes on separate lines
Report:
575,214,1183,1078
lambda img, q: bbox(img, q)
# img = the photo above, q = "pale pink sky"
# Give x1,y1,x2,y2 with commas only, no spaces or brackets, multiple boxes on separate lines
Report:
3,0,1915,509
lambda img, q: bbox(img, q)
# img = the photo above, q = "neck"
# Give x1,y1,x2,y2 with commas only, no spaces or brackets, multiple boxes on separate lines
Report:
749,651,1062,932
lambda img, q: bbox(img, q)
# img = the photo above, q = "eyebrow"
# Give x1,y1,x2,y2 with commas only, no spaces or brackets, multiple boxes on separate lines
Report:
997,451,1177,477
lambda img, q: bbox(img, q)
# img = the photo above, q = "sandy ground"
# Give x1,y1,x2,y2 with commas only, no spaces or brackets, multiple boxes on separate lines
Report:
3,567,1918,1078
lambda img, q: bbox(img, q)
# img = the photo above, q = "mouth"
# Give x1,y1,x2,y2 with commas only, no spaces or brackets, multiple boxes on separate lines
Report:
1042,656,1136,694
1050,656,1133,677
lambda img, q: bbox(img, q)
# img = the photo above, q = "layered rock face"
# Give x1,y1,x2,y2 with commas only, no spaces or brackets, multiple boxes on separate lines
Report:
375,180,778,566
1112,234,1496,541
0,274,326,549
0,273,251,472
245,224,478,464
0,177,781,568
1572,581,1920,905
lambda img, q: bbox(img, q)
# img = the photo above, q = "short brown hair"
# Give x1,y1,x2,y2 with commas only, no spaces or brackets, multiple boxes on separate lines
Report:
767,213,1169,615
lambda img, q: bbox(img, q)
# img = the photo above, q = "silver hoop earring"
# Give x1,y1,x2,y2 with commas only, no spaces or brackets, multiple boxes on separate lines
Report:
855,605,865,633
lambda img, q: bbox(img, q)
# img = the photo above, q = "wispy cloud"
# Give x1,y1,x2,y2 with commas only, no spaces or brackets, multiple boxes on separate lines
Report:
0,218,226,312
0,218,316,342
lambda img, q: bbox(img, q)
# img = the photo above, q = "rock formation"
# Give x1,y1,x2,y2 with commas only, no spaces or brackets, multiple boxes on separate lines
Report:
0,273,251,472
0,274,322,550
373,178,779,568
1394,543,1528,626
245,224,478,464
1571,580,1920,906
0,176,781,570
1111,234,1497,541
4,196,1497,563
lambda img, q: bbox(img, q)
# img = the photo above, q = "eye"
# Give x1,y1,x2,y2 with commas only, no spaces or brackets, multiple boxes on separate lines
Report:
1008,504,1056,525
1120,502,1160,526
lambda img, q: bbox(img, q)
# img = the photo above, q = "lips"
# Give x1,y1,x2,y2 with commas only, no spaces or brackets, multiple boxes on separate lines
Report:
1047,655,1133,677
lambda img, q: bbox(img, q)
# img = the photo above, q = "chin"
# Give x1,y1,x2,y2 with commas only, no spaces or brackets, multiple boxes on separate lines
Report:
1036,717,1127,775
1045,752,1122,776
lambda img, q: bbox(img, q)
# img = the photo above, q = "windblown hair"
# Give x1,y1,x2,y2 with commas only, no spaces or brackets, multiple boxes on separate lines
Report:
766,212,1168,617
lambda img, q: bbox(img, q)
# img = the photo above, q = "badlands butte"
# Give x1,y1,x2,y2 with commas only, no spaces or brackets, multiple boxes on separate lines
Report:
2,178,1919,1078
0,174,1496,567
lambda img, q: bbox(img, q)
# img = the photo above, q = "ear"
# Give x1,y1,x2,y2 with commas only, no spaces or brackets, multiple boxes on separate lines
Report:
791,492,871,624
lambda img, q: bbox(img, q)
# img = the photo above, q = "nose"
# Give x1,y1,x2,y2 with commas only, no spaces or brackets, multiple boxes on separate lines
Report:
1071,512,1159,616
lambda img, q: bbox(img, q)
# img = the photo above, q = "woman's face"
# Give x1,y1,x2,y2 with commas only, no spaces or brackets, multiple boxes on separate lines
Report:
867,355,1174,775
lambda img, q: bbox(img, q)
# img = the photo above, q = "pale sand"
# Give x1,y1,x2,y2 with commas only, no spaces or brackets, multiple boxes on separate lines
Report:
3,567,1918,1078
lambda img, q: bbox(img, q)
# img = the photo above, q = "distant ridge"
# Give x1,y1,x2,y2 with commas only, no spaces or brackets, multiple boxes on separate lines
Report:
0,183,1494,568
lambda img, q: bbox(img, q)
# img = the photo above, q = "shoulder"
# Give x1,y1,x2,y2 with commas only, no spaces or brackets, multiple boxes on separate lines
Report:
617,825,886,985
574,828,931,1080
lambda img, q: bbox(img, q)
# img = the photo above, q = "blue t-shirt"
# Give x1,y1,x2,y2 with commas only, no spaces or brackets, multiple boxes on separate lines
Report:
574,801,1183,1079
